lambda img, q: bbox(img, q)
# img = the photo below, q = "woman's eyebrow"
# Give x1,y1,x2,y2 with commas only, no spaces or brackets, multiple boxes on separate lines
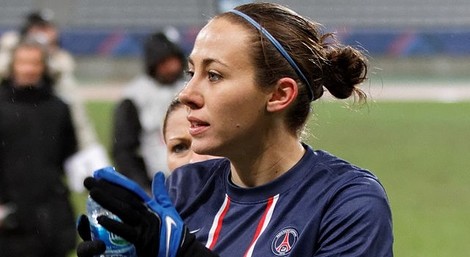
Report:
188,56,229,68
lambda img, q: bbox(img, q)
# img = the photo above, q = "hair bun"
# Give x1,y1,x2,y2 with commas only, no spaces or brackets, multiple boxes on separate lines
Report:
323,46,367,100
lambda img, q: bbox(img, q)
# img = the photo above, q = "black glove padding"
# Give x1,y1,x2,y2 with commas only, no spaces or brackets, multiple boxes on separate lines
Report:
76,214,106,257
84,176,160,257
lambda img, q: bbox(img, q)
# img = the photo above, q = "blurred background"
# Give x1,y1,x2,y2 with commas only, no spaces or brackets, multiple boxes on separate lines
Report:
1,0,469,257
1,0,470,84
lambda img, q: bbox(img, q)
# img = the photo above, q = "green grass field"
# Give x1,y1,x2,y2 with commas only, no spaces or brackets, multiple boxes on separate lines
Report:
78,100,470,257
310,100,470,257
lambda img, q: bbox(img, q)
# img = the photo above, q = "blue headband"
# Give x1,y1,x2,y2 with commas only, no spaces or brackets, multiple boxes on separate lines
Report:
229,9,314,101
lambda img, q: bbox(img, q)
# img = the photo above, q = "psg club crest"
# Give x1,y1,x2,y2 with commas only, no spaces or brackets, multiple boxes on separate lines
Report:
271,227,299,256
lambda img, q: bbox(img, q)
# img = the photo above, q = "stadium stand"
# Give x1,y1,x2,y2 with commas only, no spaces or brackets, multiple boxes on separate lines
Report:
1,0,470,56
1,0,469,79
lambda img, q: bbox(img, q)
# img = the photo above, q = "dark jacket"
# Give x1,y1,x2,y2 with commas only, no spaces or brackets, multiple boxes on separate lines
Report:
0,79,78,254
112,98,151,189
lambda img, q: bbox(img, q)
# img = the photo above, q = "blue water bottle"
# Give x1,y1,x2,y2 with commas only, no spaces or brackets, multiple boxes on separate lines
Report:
86,196,136,257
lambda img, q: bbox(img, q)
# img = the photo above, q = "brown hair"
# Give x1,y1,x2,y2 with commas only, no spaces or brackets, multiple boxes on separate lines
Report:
218,2,367,135
162,97,185,143
6,38,54,85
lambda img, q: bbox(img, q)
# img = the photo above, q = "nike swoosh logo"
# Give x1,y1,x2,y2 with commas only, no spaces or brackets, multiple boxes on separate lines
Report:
190,228,201,234
165,216,177,257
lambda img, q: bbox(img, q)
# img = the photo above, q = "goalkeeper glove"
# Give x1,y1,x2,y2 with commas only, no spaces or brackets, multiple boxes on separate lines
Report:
77,167,218,257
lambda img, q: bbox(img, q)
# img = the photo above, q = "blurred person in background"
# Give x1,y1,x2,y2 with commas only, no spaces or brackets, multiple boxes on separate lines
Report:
112,31,186,191
163,97,217,171
0,9,110,193
0,39,77,257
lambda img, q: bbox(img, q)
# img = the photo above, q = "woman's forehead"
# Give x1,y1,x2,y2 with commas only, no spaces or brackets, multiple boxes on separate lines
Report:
190,18,252,67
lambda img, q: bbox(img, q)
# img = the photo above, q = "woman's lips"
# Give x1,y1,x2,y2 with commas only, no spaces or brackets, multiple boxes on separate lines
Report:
188,117,210,136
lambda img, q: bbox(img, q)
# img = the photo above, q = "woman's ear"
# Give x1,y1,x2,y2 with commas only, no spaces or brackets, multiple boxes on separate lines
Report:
266,77,298,112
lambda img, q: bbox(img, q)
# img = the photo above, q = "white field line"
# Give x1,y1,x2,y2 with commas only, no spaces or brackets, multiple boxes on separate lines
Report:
78,81,470,102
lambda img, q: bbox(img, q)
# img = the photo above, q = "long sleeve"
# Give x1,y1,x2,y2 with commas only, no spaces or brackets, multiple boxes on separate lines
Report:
60,104,79,163
314,176,393,256
112,99,152,190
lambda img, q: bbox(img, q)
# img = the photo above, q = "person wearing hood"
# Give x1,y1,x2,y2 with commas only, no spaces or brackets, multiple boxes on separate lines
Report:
112,31,186,191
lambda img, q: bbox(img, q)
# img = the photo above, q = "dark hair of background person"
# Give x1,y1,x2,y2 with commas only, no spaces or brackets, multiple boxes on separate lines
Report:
162,97,182,141
143,32,186,79
5,38,55,87
19,10,57,38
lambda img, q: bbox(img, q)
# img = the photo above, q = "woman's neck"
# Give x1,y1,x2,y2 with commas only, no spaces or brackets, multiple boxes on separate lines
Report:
229,138,305,188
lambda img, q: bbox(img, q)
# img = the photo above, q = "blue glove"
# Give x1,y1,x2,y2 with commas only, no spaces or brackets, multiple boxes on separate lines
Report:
84,167,185,257
149,172,185,257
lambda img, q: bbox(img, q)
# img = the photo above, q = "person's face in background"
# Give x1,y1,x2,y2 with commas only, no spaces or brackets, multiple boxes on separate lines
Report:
26,24,59,50
12,46,45,87
156,56,184,85
164,104,214,171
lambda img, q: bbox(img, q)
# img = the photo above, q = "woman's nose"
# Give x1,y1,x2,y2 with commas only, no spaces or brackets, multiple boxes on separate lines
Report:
179,80,203,109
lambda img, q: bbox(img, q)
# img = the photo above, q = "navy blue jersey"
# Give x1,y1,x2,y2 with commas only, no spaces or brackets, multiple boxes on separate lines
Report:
167,144,393,257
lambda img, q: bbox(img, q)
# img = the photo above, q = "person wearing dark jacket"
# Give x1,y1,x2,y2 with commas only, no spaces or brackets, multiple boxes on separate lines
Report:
112,31,185,191
0,10,111,193
0,39,78,257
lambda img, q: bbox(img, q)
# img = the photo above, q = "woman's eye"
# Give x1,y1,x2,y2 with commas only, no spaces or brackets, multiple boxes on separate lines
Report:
184,70,194,79
208,71,222,82
172,143,190,154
